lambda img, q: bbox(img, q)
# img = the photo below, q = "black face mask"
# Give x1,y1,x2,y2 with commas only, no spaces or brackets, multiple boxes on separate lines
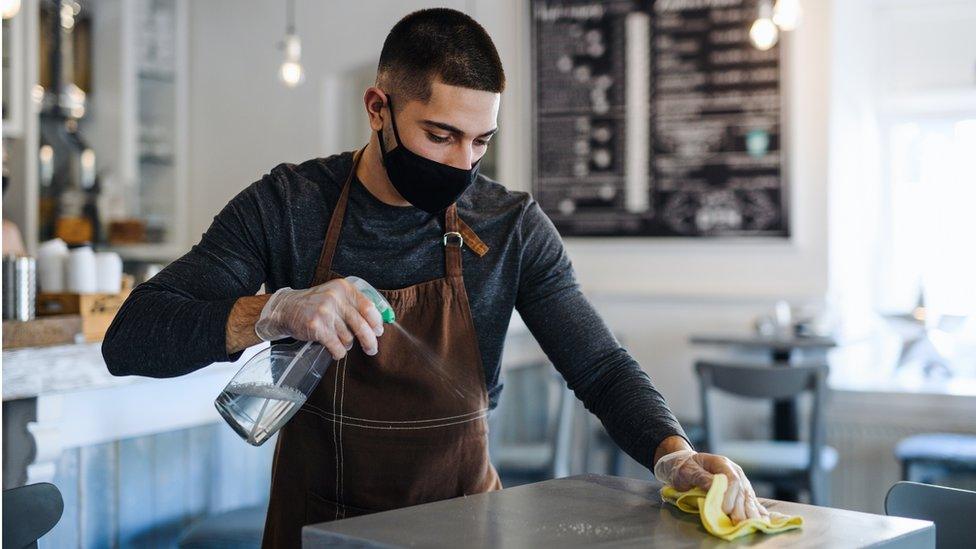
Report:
377,94,480,214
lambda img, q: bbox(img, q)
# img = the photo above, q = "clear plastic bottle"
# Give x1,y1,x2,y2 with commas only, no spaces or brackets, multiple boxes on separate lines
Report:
215,277,394,445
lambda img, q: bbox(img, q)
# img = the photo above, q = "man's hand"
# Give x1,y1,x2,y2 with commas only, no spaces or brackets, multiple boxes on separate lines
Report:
653,444,769,524
252,279,385,360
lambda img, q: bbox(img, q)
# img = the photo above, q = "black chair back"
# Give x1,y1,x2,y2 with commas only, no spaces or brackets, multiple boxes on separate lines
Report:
886,481,976,549
2,482,64,549
695,361,829,473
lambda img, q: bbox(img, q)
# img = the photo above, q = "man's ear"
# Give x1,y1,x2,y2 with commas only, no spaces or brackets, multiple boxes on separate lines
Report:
363,87,387,132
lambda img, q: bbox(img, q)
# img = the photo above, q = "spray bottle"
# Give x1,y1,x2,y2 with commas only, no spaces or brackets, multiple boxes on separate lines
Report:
215,276,394,445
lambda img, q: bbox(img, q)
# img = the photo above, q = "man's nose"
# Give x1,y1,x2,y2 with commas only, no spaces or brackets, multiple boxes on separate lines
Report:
446,143,477,170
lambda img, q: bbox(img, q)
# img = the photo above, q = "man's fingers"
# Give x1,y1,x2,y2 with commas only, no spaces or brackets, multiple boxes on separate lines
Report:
721,470,740,515
305,310,345,359
744,493,763,520
319,332,347,361
344,283,384,337
731,485,748,523
334,317,354,350
733,464,764,521
725,466,751,523
355,293,384,336
342,304,378,355
696,469,714,491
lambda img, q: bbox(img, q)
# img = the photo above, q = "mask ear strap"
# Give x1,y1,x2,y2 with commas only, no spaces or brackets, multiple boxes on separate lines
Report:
385,94,405,146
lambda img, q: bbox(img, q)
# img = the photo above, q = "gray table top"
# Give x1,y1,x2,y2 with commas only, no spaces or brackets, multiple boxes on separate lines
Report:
303,474,933,548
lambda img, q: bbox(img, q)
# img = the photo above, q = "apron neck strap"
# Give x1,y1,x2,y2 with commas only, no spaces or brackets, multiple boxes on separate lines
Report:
443,204,462,278
312,147,363,286
312,146,464,286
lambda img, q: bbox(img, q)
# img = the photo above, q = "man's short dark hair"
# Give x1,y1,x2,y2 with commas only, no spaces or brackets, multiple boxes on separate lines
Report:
377,8,505,105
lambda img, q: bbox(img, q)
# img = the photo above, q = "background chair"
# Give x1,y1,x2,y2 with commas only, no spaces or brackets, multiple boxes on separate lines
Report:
591,421,705,477
894,433,976,484
696,361,837,505
885,481,976,549
489,360,575,486
2,482,64,549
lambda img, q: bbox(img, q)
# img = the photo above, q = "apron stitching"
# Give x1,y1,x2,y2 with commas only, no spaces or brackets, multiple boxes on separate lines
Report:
338,357,347,519
332,355,341,521
302,403,489,423
299,407,489,430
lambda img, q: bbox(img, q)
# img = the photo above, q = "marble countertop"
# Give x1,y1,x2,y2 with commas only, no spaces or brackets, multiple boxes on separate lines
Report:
2,341,264,402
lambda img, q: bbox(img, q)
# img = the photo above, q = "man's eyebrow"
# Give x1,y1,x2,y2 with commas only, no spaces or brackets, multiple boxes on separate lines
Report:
420,119,498,138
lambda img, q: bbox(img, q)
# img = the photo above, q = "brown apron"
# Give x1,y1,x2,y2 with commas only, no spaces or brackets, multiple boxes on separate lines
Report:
261,148,501,548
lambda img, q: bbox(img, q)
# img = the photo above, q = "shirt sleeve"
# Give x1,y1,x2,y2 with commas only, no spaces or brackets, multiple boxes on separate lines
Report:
102,172,280,378
514,199,691,470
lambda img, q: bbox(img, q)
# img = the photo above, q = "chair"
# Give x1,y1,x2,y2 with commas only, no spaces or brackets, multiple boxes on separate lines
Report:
2,482,64,549
592,421,705,477
895,433,976,483
696,361,837,505
885,481,976,549
489,360,575,486
177,504,268,549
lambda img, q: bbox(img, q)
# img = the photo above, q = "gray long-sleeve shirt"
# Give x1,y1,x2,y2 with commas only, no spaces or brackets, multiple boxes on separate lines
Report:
102,150,688,470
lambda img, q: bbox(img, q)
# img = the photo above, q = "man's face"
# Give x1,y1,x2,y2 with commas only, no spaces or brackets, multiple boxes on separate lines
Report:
378,80,499,171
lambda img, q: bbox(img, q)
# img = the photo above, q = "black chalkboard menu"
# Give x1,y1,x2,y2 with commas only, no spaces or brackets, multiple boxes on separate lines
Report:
531,0,788,237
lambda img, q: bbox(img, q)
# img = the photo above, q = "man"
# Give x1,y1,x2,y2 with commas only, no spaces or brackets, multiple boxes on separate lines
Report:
2,147,27,255
103,8,768,548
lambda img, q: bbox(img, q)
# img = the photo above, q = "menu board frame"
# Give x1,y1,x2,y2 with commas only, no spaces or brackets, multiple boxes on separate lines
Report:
530,0,791,238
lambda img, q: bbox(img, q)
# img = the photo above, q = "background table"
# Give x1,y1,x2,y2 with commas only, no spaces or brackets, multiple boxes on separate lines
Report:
303,474,933,548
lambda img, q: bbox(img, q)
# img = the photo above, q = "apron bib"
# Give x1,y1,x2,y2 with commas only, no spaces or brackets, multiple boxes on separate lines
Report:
261,148,500,548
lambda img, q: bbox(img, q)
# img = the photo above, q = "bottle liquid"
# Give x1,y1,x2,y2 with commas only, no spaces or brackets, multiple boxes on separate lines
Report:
215,277,395,445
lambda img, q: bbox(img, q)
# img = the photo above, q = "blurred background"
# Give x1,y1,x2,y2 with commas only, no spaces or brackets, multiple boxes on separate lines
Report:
2,0,975,547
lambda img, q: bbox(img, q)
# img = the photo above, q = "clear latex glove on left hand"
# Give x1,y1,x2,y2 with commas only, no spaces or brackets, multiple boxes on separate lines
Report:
654,449,769,524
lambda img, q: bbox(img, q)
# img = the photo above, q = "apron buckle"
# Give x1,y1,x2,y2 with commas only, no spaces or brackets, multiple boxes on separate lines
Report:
443,231,464,248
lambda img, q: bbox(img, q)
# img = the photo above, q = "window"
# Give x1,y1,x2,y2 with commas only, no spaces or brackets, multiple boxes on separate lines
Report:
830,0,976,384
880,116,976,316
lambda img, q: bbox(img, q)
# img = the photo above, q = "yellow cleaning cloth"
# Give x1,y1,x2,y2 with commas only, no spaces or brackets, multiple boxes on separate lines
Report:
660,474,803,541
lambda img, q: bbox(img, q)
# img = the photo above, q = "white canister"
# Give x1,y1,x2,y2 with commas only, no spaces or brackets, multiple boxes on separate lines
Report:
95,252,124,294
66,246,98,294
37,238,69,293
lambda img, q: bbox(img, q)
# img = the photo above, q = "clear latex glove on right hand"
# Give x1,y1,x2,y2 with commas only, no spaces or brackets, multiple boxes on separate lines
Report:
254,278,385,360
654,449,769,524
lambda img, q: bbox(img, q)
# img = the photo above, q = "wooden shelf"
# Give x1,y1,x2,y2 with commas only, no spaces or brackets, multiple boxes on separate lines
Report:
2,315,84,350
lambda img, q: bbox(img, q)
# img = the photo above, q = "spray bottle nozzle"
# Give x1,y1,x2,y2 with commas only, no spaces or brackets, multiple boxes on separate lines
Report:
346,276,396,324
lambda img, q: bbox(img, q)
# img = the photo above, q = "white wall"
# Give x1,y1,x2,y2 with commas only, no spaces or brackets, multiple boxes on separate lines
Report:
185,0,475,237
185,0,832,423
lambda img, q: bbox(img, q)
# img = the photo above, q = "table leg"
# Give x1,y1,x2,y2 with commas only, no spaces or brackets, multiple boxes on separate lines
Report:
771,349,799,501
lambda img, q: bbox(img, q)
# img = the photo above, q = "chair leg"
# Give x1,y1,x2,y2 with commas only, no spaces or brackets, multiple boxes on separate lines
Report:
808,470,831,507
819,473,830,506
901,460,912,482
808,474,818,506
